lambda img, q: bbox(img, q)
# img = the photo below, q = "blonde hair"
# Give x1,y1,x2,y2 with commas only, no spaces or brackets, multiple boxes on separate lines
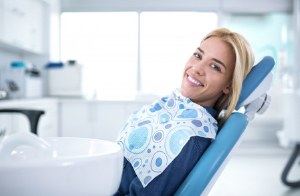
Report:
202,28,254,123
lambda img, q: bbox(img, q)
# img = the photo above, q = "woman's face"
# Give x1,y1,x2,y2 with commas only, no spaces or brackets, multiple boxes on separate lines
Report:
181,36,235,107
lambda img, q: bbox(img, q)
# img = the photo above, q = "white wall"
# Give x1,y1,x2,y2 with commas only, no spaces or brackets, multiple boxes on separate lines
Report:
0,51,21,67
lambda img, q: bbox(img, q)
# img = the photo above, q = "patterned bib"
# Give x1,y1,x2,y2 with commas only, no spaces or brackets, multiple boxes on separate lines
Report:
117,89,218,187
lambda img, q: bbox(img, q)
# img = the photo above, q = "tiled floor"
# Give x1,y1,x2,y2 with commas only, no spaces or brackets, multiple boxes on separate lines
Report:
208,141,300,196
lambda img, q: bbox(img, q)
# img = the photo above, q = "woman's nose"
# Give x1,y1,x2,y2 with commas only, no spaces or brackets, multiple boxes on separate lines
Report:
193,62,205,75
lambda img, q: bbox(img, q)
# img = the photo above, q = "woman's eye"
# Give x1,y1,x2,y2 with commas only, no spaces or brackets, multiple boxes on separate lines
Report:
193,53,202,59
211,64,221,72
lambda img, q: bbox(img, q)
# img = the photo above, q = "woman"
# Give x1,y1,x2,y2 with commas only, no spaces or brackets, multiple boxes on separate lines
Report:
115,28,254,195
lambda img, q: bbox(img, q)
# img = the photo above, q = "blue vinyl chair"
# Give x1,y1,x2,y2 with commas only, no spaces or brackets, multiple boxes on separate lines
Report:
175,56,275,196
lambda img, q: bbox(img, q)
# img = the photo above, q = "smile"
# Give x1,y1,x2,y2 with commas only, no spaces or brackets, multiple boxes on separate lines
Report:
187,75,203,86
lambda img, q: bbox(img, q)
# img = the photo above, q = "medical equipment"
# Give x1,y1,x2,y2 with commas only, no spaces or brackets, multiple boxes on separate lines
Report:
0,112,123,196
278,72,300,188
278,0,300,187
175,56,275,195
281,144,300,187
0,109,44,135
0,64,43,99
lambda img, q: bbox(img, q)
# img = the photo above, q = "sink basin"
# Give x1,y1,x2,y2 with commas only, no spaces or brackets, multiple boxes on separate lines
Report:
0,132,123,196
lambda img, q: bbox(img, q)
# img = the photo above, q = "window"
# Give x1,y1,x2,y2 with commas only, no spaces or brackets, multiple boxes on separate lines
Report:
140,12,218,96
60,12,218,100
61,12,138,100
221,13,293,84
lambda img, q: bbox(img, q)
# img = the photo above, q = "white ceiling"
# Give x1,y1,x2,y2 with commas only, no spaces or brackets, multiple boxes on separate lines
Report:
60,0,293,13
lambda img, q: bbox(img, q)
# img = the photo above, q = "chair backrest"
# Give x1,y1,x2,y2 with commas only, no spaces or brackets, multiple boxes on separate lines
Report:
175,56,275,196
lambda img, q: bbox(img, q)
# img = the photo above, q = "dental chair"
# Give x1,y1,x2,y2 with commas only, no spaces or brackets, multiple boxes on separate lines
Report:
281,143,300,188
175,56,275,196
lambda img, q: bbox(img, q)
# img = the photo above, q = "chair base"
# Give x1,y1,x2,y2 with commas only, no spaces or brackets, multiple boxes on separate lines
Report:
281,143,300,188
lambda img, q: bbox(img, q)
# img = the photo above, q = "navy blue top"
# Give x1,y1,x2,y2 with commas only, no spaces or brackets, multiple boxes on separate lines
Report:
115,107,217,196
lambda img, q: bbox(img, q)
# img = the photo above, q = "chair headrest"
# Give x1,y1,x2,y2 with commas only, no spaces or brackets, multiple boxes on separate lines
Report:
236,56,275,110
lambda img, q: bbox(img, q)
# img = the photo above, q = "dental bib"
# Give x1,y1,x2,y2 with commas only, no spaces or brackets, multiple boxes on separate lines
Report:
117,89,218,187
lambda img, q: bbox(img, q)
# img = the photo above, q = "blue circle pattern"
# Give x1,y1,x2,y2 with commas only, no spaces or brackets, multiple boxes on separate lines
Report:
156,158,162,166
168,128,192,156
153,131,163,142
151,151,168,172
133,158,142,169
159,113,170,123
125,125,152,154
117,89,218,187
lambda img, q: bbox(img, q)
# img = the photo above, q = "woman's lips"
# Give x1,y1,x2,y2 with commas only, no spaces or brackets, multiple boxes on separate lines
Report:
187,75,203,87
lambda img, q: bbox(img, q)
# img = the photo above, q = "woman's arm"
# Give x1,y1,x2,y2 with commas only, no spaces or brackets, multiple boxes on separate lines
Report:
127,136,211,196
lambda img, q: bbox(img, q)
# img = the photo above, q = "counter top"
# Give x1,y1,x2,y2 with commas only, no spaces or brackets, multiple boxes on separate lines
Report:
0,98,60,107
0,97,152,107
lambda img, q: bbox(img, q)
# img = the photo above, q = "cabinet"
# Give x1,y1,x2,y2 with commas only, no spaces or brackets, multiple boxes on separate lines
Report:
0,2,3,41
0,0,45,54
60,101,127,141
0,98,149,142
60,100,148,141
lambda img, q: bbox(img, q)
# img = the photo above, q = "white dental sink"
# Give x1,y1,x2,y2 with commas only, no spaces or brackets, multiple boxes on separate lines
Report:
0,132,123,196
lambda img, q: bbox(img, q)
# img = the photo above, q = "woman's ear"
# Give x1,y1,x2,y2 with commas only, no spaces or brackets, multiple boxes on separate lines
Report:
222,85,231,94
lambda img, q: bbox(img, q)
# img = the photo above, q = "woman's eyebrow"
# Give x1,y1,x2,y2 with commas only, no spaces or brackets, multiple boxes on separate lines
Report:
197,47,204,54
197,47,226,69
212,58,226,69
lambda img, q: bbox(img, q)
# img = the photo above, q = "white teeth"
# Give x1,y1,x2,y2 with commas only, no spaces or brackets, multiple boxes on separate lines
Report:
188,76,202,86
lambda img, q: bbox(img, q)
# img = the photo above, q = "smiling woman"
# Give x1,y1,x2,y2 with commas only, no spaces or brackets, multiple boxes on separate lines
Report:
115,28,254,195
60,12,218,100
181,37,235,108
